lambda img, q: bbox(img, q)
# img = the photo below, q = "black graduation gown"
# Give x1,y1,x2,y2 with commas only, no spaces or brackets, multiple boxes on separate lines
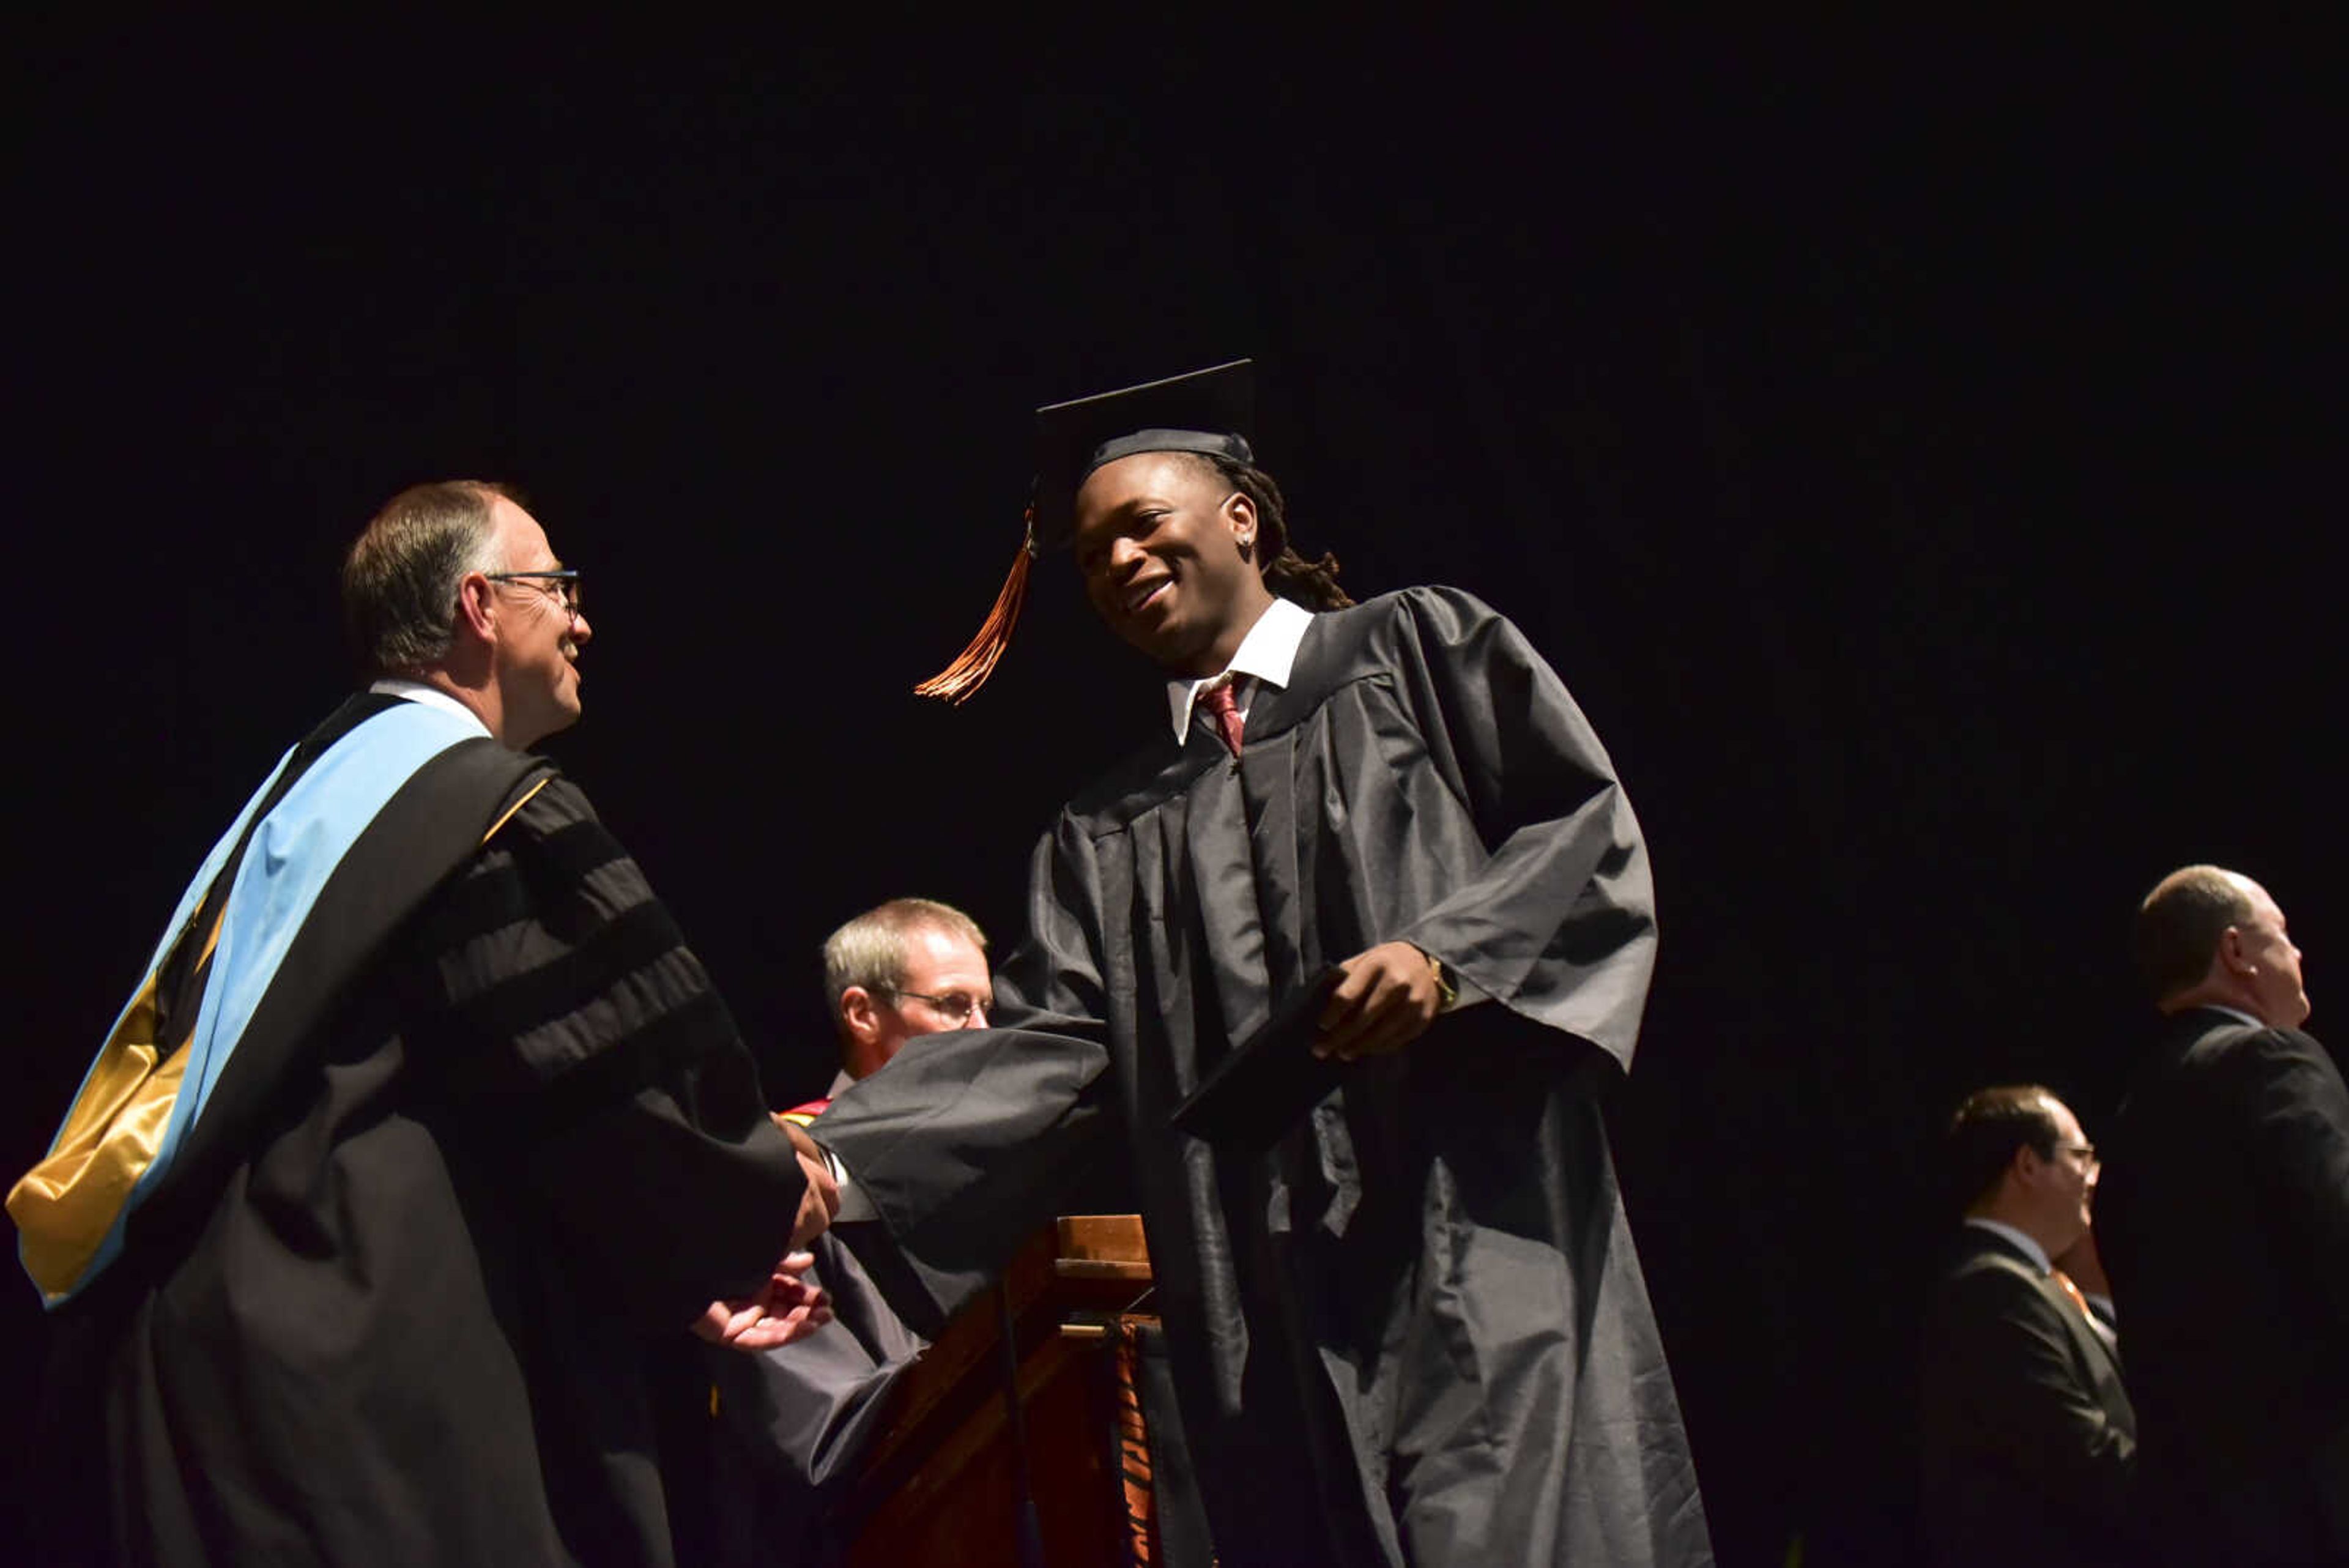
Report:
819,587,1713,1568
700,1229,927,1567
41,715,809,1568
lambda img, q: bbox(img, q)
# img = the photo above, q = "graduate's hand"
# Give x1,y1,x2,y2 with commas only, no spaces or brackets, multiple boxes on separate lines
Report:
1316,942,1444,1061
776,1117,828,1169
692,1252,833,1351
766,1115,841,1246
789,1139,841,1248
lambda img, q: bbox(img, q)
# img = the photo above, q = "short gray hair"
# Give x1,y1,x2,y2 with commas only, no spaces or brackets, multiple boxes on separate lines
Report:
822,897,989,1009
341,480,513,677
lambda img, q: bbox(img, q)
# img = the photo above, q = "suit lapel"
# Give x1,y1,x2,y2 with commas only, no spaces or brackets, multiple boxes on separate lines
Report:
1963,1226,2124,1375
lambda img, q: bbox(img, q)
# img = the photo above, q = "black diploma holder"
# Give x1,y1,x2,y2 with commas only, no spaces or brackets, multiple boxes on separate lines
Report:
1168,965,1348,1151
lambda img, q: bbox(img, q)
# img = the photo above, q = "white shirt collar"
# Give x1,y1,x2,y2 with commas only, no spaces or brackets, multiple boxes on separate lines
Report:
369,677,493,740
2198,1003,2265,1030
1963,1216,2052,1274
1165,596,1315,743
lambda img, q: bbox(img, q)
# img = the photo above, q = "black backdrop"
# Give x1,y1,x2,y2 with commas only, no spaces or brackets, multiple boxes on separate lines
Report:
9,26,2340,1565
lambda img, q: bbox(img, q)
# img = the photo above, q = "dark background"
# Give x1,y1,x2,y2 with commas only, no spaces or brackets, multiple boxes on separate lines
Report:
8,24,2339,1565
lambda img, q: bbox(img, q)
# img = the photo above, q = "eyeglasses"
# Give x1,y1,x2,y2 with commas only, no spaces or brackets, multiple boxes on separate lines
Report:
877,986,990,1027
485,569,583,618
2057,1143,2099,1167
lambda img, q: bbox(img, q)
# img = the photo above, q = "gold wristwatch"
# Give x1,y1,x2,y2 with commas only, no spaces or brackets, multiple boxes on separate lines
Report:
1423,950,1458,1011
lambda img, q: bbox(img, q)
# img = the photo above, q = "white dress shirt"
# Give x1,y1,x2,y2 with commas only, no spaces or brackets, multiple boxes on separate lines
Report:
368,677,492,740
1165,596,1315,745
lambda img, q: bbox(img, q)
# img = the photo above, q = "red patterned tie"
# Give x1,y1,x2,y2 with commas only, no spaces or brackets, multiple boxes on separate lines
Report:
1198,678,1245,758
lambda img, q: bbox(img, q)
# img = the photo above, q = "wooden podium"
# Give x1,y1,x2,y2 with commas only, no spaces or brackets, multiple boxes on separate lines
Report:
839,1215,1161,1567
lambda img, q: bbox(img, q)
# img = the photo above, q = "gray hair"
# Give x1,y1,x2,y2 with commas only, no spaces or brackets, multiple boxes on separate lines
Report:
341,480,513,677
822,897,989,1009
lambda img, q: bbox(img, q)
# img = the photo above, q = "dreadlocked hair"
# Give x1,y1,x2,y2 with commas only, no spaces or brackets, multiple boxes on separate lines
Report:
1189,452,1355,611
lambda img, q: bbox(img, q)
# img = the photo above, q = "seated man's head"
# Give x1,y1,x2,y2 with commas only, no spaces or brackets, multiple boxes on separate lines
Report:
342,480,593,749
2132,864,2308,1029
1945,1085,2099,1260
822,899,991,1082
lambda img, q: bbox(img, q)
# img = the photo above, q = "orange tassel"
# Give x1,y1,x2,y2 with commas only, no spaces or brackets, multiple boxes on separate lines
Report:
913,516,1037,704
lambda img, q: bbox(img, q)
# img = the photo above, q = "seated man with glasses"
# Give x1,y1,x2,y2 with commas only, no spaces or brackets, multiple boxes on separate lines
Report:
819,897,995,1088
1918,1085,2139,1568
699,899,992,1566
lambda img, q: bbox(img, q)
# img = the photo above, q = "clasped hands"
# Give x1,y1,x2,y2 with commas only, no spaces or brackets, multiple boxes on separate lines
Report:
693,947,1442,1344
1312,940,1447,1061
692,1118,844,1351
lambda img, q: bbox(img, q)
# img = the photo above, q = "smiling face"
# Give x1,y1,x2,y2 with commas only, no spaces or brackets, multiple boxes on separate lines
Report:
2024,1096,2099,1257
486,496,592,748
1071,451,1276,678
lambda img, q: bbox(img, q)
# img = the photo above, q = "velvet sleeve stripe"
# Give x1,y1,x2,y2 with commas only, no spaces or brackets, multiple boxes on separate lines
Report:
529,816,636,887
408,853,538,954
509,989,749,1137
408,830,645,964
401,772,750,1118
440,899,693,1053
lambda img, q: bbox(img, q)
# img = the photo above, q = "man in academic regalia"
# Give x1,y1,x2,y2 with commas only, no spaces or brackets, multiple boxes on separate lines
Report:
2096,865,2349,1566
810,363,1714,1567
10,481,835,1568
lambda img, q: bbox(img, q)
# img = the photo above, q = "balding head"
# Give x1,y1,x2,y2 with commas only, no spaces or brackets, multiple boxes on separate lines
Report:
2134,864,2309,1028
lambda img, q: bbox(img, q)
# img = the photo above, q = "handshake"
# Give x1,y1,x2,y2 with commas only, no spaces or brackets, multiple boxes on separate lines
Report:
691,1115,844,1351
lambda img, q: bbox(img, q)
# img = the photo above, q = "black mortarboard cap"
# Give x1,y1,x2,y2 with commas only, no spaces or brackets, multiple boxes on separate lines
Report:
1031,358,1255,554
916,359,1256,703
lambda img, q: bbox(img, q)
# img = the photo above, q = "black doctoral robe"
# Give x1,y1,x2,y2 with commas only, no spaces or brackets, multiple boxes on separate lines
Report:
818,586,1713,1567
37,700,810,1568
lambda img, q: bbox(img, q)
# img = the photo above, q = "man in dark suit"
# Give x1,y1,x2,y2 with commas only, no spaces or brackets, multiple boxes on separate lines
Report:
2098,864,2349,1566
1920,1085,2138,1567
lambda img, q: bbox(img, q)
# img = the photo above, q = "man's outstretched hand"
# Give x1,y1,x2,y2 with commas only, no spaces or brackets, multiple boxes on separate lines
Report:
692,1251,833,1351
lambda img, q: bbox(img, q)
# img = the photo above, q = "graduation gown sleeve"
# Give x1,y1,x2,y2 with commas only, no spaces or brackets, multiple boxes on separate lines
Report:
1381,587,1655,1066
811,816,1119,1332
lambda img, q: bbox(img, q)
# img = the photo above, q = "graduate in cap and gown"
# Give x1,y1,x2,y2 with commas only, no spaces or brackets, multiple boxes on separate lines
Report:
810,363,1714,1567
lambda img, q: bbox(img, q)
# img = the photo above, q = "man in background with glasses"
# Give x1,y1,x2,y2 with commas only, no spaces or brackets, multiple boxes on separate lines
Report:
819,897,994,1088
12,479,835,1568
696,898,990,1566
1918,1085,2138,1567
